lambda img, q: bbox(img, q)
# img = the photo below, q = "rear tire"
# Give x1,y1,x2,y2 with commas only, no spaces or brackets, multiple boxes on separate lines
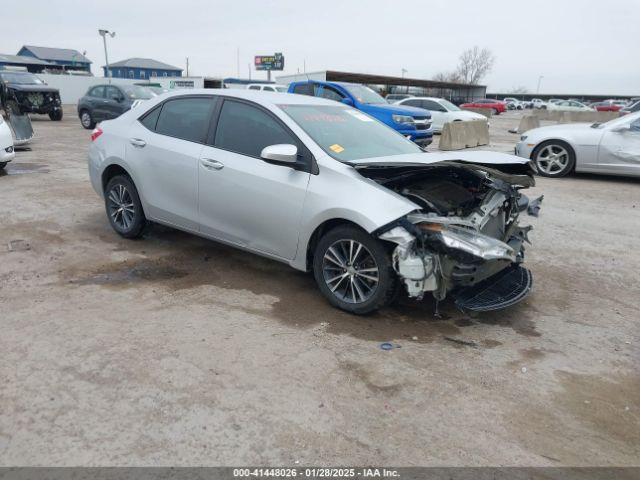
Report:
313,225,398,315
104,175,147,238
79,109,95,129
49,109,63,121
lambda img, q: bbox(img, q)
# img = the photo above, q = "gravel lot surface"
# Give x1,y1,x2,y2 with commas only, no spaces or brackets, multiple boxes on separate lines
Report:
1,107,638,466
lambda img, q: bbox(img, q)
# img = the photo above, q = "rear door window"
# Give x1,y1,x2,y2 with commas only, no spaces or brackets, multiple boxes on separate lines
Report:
89,86,105,98
292,83,314,96
154,97,216,143
402,99,422,108
317,86,344,102
213,99,297,157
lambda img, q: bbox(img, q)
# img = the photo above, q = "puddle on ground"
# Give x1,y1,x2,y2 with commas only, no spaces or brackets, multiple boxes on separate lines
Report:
70,222,540,345
0,162,49,176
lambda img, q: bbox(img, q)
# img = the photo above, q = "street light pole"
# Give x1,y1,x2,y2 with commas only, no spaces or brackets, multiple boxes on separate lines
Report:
99,29,116,83
536,75,544,94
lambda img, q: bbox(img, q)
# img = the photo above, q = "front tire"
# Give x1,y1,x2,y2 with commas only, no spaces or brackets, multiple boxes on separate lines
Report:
0,162,7,171
532,140,576,178
104,175,147,238
313,225,398,315
492,108,499,115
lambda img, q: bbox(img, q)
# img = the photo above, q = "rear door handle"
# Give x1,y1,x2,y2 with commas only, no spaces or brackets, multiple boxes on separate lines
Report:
129,138,146,148
200,158,224,170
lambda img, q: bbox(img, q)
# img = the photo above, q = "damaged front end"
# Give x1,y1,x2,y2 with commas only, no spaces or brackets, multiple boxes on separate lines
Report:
361,159,542,312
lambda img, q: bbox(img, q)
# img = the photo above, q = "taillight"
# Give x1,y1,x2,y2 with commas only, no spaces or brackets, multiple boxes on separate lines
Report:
91,127,103,142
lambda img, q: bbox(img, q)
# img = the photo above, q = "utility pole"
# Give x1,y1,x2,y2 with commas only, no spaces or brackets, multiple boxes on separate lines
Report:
186,57,189,77
98,29,116,83
248,63,251,80
536,75,544,94
236,47,240,78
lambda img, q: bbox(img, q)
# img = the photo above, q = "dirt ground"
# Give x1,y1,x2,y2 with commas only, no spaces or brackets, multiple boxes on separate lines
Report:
0,107,638,466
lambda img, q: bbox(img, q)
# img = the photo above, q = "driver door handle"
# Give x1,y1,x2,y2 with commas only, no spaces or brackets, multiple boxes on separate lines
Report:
129,138,146,148
200,158,224,170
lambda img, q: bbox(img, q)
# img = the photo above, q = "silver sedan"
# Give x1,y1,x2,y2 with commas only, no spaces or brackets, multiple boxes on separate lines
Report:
515,111,640,178
88,89,540,314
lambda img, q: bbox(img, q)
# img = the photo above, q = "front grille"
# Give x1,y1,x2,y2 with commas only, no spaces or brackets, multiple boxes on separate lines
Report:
413,117,432,130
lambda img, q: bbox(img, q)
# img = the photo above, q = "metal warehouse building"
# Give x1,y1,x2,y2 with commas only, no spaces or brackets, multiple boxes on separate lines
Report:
104,58,183,80
277,70,486,103
17,45,92,73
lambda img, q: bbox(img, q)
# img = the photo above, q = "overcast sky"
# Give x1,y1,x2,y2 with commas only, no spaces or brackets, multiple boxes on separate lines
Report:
4,0,638,94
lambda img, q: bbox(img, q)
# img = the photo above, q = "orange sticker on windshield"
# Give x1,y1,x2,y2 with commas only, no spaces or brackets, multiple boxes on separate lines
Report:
329,144,345,153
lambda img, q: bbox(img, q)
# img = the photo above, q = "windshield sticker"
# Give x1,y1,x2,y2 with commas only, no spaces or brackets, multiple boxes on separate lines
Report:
345,110,373,122
329,144,345,153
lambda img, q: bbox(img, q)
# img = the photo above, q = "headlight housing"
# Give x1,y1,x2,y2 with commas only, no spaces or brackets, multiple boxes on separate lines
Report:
392,114,414,125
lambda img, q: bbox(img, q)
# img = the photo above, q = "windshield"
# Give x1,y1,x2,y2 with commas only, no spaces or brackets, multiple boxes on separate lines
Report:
124,85,155,100
341,84,386,105
0,72,44,85
439,99,460,111
280,105,422,162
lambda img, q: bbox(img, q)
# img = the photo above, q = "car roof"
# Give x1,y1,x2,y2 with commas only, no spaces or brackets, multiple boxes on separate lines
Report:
154,88,341,107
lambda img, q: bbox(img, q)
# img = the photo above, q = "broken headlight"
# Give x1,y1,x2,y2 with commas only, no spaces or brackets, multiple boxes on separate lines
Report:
419,223,516,262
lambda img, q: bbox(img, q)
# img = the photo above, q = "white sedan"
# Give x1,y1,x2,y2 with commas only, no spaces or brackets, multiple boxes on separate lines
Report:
395,97,487,133
546,100,593,112
0,115,16,171
515,111,640,177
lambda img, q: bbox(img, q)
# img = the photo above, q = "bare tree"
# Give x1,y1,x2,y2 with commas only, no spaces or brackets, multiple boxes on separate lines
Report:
432,71,462,84
455,46,495,85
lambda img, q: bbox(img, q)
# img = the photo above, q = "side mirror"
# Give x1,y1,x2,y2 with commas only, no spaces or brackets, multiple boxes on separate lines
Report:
261,144,298,165
341,97,354,107
611,125,631,133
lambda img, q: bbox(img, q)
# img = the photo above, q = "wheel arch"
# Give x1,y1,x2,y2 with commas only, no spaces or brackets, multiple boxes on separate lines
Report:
101,163,135,193
301,218,368,272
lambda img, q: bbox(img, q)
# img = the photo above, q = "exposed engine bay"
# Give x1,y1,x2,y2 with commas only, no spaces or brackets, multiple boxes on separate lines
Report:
356,160,542,311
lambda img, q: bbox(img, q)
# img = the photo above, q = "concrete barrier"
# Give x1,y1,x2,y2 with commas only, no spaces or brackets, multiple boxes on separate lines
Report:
515,115,540,133
439,120,490,150
461,107,493,118
557,111,620,123
532,109,620,123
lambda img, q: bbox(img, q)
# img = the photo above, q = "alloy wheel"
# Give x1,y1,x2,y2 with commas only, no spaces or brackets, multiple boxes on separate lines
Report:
81,112,92,128
536,144,569,175
322,239,379,304
107,184,136,231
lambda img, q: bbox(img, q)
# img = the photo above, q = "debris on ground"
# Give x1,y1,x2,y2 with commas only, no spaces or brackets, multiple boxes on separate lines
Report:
7,239,31,252
380,342,401,350
443,336,478,348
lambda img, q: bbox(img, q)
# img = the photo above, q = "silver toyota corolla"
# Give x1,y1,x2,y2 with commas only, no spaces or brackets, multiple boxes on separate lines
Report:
88,89,541,314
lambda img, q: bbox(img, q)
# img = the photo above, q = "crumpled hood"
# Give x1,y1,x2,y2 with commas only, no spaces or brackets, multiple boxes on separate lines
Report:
350,150,529,167
6,84,60,94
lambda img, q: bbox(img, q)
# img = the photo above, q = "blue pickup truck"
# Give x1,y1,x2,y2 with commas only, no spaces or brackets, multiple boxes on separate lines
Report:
287,80,433,146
